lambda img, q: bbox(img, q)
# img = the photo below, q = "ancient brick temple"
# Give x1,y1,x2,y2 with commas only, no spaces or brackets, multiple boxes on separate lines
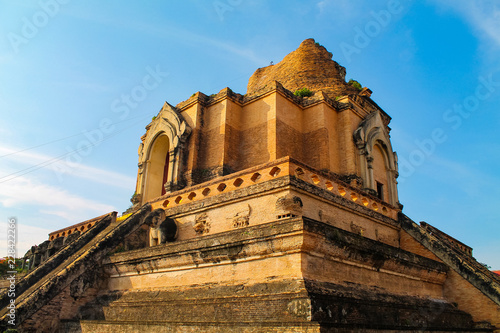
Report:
2,39,499,332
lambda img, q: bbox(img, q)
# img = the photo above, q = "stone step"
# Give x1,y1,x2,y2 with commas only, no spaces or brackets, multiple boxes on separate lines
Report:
76,320,321,333
70,279,484,332
0,205,153,332
0,213,115,320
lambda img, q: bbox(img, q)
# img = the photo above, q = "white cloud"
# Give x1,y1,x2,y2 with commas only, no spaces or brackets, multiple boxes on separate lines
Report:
0,221,52,258
0,169,117,254
62,8,268,66
0,175,115,214
0,145,130,253
39,209,80,221
0,146,135,189
432,0,500,48
464,2,500,47
317,0,362,19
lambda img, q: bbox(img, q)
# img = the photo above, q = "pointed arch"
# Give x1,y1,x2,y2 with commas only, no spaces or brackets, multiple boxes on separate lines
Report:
142,133,170,201
137,102,192,204
354,111,399,206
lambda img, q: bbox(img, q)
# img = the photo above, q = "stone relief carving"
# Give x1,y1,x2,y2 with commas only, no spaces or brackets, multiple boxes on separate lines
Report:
275,194,303,219
228,204,252,229
350,221,365,236
193,213,211,235
138,142,144,161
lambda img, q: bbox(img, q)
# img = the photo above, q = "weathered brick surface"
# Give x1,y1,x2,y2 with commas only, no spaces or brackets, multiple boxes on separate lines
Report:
399,213,500,330
276,119,303,162
247,38,359,98
237,122,270,170
0,213,114,313
12,208,498,332
400,229,441,261
444,267,500,328
12,39,499,333
78,321,321,333
2,206,152,333
82,217,489,332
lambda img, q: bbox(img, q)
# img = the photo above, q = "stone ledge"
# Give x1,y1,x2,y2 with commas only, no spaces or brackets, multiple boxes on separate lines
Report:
303,217,447,275
106,217,447,286
75,278,486,332
105,216,304,265
146,157,399,222
77,320,321,333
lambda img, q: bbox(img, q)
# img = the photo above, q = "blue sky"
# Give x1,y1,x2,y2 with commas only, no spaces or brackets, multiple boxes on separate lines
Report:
0,0,499,269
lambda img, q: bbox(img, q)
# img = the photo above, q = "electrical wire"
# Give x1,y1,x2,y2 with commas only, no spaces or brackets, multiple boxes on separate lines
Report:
0,113,152,184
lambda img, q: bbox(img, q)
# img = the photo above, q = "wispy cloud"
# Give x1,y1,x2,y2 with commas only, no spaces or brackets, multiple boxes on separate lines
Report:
0,221,53,258
0,146,135,189
0,54,14,65
415,153,500,198
0,146,120,252
316,0,365,21
432,0,500,48
146,24,268,66
0,175,114,214
62,8,267,66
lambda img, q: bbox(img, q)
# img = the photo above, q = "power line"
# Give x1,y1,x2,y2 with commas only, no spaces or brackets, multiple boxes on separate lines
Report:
0,132,85,158
0,114,151,184
0,112,153,159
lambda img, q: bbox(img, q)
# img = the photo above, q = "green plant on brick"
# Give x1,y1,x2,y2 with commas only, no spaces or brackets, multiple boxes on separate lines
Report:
294,88,313,97
348,79,362,91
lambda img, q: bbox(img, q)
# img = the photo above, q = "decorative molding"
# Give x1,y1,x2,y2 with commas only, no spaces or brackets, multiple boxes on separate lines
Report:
354,111,398,206
138,102,192,203
193,213,211,235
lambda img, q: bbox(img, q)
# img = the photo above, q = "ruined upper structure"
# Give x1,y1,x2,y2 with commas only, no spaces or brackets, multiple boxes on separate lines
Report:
247,38,360,97
135,38,399,209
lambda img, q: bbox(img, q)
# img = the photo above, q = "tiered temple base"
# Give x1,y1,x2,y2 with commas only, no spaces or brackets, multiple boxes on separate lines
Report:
64,217,487,332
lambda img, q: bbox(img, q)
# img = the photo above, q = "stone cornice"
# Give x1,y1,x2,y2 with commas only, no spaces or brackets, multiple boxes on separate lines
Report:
175,81,352,114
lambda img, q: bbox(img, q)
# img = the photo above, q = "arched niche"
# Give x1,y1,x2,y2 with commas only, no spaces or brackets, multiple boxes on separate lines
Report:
372,141,391,201
137,102,192,204
354,111,399,206
143,134,170,201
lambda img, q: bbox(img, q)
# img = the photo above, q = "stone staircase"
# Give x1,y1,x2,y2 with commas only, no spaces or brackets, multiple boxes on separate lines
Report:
0,204,152,332
399,213,500,307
